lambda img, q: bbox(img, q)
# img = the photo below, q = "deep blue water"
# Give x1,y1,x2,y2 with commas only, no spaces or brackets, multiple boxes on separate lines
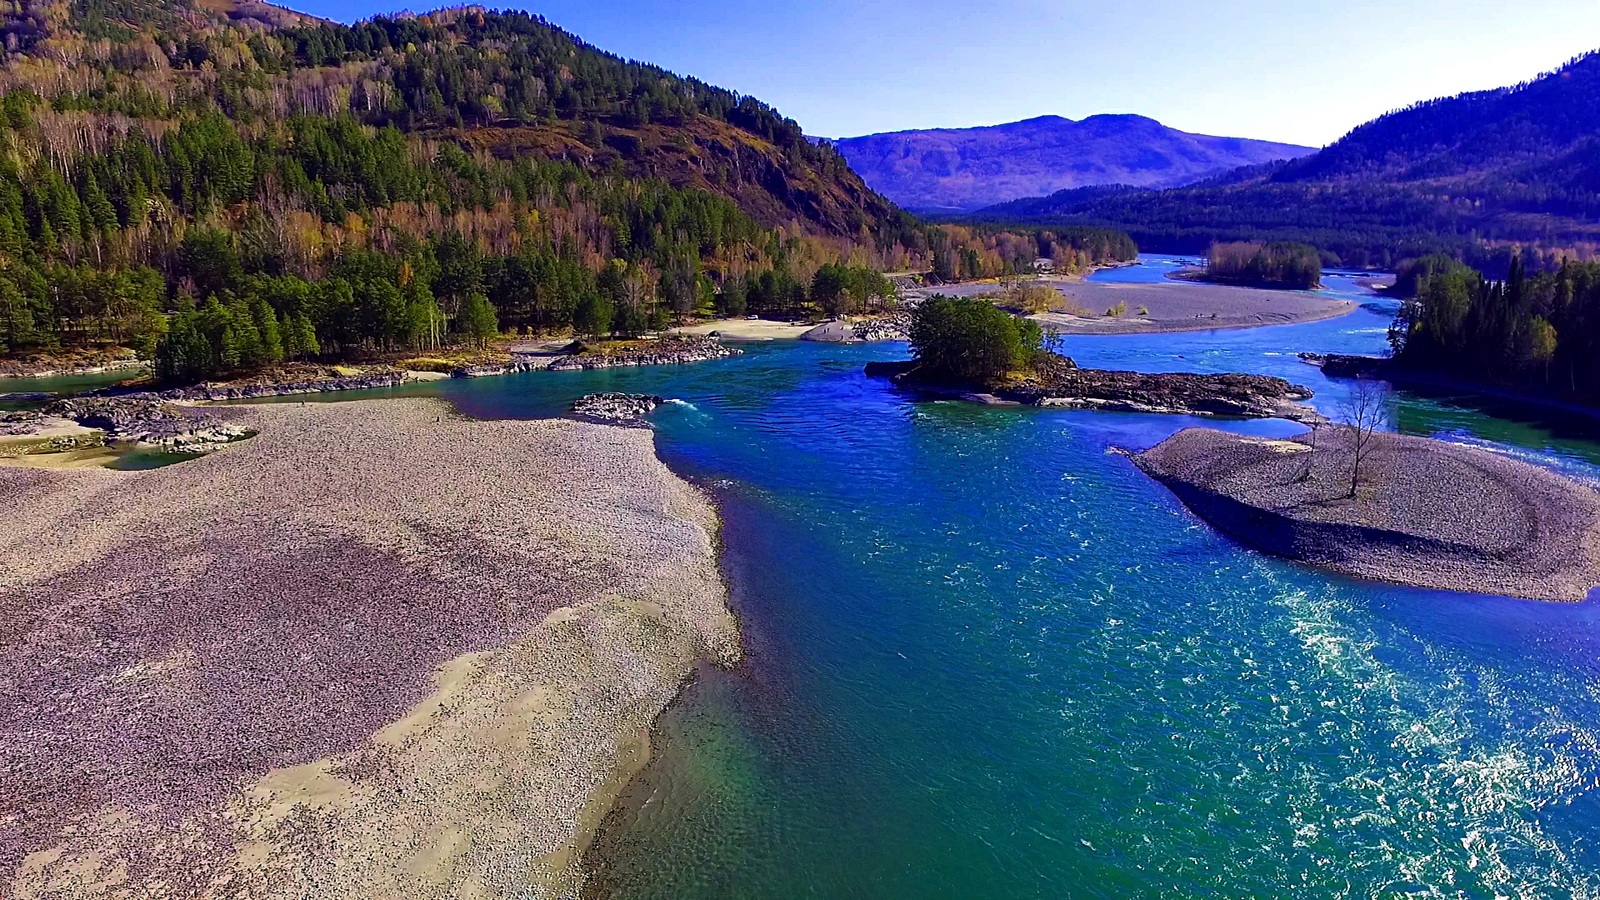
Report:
329,260,1600,895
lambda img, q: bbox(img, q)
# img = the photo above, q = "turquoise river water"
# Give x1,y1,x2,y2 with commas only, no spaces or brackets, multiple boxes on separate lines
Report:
465,257,1600,898
44,256,1600,897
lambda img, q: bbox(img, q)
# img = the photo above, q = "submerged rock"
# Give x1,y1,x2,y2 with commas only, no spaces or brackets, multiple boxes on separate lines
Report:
1135,426,1600,602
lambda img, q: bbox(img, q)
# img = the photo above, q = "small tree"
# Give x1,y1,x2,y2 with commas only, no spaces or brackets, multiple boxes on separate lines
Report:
1338,378,1384,498
908,295,1042,385
573,291,614,338
457,292,499,350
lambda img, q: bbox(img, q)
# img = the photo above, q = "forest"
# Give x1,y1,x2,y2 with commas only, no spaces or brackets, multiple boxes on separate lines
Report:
0,0,1136,381
1391,258,1600,400
1202,241,1321,290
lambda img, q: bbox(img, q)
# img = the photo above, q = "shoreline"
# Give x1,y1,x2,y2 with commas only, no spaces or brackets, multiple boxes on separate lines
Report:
1,398,741,898
1313,354,1600,427
0,358,148,380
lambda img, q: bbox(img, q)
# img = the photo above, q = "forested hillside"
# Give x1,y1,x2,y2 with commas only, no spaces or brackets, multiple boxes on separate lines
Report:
0,0,1136,378
976,52,1600,270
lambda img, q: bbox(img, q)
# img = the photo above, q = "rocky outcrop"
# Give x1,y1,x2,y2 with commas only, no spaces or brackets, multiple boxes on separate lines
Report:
546,336,739,371
84,370,416,403
570,393,664,423
1020,369,1318,421
452,357,552,378
44,397,253,453
1135,426,1600,601
0,410,47,436
852,312,910,342
171,371,412,401
867,355,1320,422
1300,352,1390,379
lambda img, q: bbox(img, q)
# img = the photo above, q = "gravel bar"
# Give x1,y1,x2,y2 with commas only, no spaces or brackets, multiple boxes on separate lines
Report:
1136,426,1600,601
0,398,738,898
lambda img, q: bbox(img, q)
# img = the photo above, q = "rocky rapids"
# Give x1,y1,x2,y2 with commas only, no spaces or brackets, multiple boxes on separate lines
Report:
570,393,665,424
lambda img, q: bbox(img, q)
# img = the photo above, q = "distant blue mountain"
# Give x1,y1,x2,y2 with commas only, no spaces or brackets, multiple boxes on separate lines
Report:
833,114,1313,213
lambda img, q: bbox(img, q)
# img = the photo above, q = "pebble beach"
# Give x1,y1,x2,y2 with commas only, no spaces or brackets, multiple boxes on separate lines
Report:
0,398,739,898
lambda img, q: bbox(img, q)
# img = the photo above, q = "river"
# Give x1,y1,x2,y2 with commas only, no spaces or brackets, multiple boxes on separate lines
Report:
32,259,1600,896
416,259,1600,897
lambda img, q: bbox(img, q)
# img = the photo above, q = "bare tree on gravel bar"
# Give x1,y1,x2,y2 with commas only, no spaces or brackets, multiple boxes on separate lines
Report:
1339,377,1385,498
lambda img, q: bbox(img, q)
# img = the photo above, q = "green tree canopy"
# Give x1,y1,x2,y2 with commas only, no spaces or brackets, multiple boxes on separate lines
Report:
908,295,1043,386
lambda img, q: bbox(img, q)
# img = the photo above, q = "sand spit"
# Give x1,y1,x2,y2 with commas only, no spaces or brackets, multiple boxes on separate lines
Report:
0,398,739,898
671,319,812,341
1136,427,1600,601
922,279,1357,335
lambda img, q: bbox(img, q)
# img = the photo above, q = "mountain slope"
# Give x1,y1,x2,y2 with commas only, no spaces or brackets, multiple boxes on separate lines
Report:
834,114,1313,213
0,0,909,238
0,0,948,364
0,0,1139,372
978,51,1600,267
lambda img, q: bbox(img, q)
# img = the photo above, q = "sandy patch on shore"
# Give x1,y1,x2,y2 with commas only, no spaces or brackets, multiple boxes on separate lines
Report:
0,398,738,898
0,446,119,469
671,319,811,340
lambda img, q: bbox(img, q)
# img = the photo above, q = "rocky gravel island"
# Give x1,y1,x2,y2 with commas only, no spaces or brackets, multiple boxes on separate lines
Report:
1136,426,1600,601
867,356,1321,422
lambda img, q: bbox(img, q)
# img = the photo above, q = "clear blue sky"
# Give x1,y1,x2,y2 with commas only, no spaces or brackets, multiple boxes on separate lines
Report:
283,0,1600,147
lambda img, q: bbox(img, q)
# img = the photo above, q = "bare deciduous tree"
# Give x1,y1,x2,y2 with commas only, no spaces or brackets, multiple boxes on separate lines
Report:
1337,377,1385,498
1296,420,1321,483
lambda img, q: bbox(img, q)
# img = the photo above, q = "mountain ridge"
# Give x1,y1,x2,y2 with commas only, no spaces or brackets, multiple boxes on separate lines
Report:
833,114,1314,213
976,50,1600,267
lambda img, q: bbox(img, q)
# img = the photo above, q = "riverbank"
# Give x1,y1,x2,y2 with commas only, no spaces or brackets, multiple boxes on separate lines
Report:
1136,426,1600,601
0,398,739,898
1310,353,1600,426
0,349,146,379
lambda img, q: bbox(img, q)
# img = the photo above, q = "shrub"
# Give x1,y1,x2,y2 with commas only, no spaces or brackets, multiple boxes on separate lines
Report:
1014,282,1058,314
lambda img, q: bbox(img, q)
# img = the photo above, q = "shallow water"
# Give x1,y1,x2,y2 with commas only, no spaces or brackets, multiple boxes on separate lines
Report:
0,368,143,400
307,260,1600,896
